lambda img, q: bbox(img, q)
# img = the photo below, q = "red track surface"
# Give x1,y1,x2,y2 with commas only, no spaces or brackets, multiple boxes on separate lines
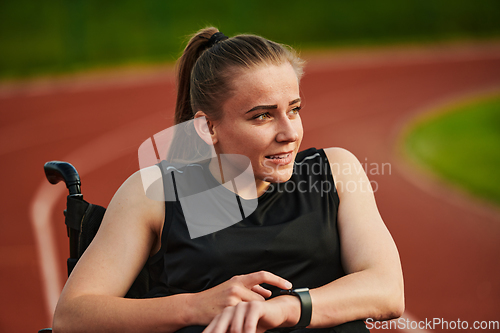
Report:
1,43,499,332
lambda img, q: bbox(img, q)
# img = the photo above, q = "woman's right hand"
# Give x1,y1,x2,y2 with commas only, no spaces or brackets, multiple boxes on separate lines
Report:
186,271,293,326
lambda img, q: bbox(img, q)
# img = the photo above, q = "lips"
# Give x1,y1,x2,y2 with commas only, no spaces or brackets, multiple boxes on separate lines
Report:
265,153,290,159
264,151,294,165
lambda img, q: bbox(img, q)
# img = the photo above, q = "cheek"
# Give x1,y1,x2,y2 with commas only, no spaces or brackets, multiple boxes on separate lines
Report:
295,118,304,140
297,120,304,133
219,124,264,152
235,125,272,145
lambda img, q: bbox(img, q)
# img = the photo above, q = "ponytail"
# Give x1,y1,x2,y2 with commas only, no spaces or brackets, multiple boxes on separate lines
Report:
174,27,218,125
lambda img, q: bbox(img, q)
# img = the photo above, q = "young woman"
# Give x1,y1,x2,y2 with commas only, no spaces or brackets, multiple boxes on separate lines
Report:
53,27,404,333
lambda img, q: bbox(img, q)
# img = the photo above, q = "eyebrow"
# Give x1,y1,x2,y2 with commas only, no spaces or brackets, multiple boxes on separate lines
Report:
245,98,301,114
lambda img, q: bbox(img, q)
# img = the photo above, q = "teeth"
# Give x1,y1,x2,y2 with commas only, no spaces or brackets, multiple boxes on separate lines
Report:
267,153,288,159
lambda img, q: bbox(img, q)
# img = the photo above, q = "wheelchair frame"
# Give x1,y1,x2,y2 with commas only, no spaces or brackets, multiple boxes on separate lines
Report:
38,161,149,332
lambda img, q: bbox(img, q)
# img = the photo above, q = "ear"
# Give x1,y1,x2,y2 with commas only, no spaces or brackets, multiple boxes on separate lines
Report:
194,111,218,145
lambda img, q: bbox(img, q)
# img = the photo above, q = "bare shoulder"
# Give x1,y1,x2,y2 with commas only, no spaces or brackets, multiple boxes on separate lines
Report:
108,165,165,228
118,165,165,204
324,147,360,167
323,147,375,202
323,147,366,181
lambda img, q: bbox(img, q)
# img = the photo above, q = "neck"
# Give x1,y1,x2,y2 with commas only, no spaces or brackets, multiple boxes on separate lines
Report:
208,156,269,199
254,179,271,198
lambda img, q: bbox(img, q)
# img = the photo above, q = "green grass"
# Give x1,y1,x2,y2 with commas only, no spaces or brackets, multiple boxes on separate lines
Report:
403,94,500,206
1,0,500,80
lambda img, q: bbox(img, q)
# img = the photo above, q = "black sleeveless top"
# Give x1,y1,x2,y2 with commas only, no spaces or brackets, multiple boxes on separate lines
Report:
145,148,368,333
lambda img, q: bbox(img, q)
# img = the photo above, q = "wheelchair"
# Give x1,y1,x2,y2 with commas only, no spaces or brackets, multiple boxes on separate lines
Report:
38,161,150,332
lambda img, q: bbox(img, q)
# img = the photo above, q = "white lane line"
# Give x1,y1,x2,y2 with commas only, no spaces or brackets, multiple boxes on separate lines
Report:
30,182,66,318
30,112,167,320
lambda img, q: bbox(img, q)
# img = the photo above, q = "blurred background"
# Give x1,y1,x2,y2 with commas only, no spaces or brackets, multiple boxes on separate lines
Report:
1,0,500,79
1,1,500,332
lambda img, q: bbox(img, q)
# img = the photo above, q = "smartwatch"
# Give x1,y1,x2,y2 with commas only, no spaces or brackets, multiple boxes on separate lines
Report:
280,288,312,329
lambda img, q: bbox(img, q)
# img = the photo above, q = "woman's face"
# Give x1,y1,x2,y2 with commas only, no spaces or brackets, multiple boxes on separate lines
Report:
209,62,303,194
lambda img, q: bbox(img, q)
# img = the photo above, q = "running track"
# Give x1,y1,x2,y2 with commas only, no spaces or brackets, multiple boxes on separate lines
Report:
1,43,499,332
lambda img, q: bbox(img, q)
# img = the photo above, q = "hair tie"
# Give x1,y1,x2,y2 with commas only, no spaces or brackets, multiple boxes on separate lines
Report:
206,32,228,48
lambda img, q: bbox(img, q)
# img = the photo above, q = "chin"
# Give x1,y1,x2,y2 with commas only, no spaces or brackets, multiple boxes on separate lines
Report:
261,167,294,184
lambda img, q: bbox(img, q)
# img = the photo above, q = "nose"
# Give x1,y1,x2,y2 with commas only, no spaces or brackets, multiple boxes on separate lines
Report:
275,115,300,143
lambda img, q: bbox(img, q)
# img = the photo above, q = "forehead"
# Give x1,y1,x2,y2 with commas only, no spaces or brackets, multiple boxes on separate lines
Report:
223,63,300,113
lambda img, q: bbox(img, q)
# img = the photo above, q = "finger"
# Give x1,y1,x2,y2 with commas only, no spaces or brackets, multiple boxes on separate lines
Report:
212,306,236,333
238,286,266,302
242,302,263,333
229,302,248,333
250,285,272,298
203,313,220,333
240,271,292,290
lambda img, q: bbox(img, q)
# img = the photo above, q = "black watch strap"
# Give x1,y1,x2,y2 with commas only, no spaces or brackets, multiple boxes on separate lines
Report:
280,288,312,329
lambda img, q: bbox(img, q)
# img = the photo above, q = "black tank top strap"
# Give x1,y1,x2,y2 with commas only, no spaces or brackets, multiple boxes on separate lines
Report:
317,148,340,208
147,161,178,265
294,147,340,209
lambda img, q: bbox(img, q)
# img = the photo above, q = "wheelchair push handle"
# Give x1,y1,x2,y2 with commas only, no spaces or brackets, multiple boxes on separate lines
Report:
44,161,82,196
43,160,84,267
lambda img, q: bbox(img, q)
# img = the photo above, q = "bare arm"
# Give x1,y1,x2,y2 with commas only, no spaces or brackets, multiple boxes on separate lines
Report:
203,147,404,333
306,147,404,326
53,167,292,332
